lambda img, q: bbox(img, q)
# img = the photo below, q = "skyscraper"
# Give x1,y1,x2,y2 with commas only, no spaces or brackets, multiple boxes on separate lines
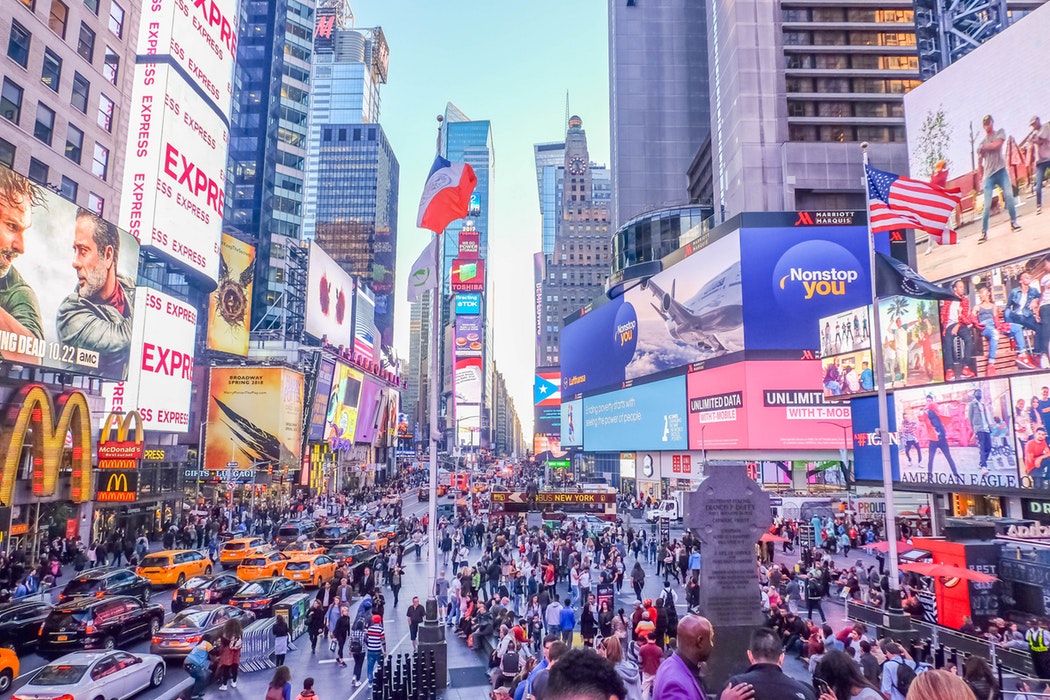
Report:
225,0,316,340
608,0,710,228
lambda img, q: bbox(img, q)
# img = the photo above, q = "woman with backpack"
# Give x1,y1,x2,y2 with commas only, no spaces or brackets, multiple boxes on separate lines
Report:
349,619,367,687
265,666,292,700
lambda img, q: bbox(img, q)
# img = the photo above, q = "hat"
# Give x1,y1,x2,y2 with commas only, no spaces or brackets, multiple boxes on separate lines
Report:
372,614,382,623
983,114,993,124
643,599,651,606
934,160,946,171
633,601,642,608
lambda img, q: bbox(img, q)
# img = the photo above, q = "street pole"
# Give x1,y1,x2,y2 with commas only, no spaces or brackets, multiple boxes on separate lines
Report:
427,283,440,598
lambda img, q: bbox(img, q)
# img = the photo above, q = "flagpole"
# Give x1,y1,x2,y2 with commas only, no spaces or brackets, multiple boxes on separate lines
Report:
428,262,439,598
862,142,903,609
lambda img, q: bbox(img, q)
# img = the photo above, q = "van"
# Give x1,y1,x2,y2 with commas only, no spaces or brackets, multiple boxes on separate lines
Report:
275,520,316,547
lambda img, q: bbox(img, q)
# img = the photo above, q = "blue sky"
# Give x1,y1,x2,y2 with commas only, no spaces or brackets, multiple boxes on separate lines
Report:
350,0,611,439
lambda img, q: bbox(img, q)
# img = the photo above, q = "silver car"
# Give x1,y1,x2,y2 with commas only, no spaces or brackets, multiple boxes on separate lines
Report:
15,651,166,700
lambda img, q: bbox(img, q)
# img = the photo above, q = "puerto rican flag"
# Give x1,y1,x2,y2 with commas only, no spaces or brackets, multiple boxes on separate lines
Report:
534,371,561,407
417,156,478,233
866,165,960,245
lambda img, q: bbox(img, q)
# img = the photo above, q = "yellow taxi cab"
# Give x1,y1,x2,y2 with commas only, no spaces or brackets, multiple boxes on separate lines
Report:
0,646,18,692
135,549,213,586
281,540,326,556
219,538,268,570
436,484,448,497
352,532,389,552
283,553,338,587
237,549,291,580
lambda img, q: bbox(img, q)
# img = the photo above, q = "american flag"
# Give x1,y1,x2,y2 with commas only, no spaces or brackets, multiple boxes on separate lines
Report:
866,165,960,245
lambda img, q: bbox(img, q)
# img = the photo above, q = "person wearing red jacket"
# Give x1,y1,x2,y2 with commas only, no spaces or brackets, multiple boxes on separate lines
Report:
940,278,980,381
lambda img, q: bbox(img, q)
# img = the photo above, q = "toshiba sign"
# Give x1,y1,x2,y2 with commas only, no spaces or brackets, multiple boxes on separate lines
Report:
102,288,197,432
120,64,226,281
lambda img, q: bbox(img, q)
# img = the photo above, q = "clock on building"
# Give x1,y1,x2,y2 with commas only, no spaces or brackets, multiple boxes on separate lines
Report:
568,155,587,175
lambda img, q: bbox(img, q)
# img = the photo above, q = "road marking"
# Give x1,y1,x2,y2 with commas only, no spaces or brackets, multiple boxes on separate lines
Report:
317,659,338,664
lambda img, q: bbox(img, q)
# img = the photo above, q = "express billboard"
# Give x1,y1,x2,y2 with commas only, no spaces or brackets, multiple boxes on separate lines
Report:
905,3,1050,283
205,367,304,470
455,293,481,316
305,242,354,345
0,164,139,380
102,288,196,432
207,234,254,356
560,398,583,447
455,317,483,357
451,259,485,293
582,376,688,452
325,362,363,449
120,64,226,281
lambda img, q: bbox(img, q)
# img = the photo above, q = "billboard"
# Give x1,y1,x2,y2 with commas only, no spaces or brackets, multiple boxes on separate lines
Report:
307,357,336,442
821,350,873,398
0,164,139,380
877,296,945,388
1009,372,1050,490
894,379,1019,488
353,283,378,362
455,293,481,316
458,230,479,259
324,362,363,449
353,378,384,445
120,64,226,281
850,394,900,482
455,316,484,357
560,398,583,447
819,305,871,357
205,367,304,470
102,288,196,432
535,368,561,436
207,234,254,356
451,259,485,292
135,0,237,116
454,356,483,405
582,376,688,452
905,3,1050,283
305,241,354,345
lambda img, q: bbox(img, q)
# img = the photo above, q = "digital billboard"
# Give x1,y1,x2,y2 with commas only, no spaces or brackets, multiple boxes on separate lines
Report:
0,164,139,380
850,394,900,482
372,222,395,347
560,295,629,396
324,362,363,449
353,282,378,362
582,376,688,452
451,259,485,292
454,356,483,405
205,367,304,470
102,288,196,432
819,305,871,357
305,242,354,345
455,317,483,357
307,356,336,442
560,398,583,447
533,433,565,457
120,64,227,281
207,234,254,356
894,379,1019,488
458,230,479,259
905,3,1050,283
1009,372,1050,490
535,368,561,436
354,378,384,445
821,349,874,398
878,296,944,388
455,293,481,316
740,224,871,352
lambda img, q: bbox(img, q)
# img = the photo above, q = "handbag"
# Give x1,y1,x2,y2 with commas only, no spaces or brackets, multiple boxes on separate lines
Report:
329,638,337,653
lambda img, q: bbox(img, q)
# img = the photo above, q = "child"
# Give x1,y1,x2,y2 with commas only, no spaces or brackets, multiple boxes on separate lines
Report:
294,677,318,700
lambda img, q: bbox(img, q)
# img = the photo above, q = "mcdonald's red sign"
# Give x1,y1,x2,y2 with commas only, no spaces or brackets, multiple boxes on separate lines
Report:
98,411,145,466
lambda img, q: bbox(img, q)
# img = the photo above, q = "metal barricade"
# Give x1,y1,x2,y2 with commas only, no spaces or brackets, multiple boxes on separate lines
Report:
238,619,275,673
371,650,438,700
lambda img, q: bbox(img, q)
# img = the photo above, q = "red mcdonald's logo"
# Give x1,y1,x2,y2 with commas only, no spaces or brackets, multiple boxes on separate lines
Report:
98,411,145,465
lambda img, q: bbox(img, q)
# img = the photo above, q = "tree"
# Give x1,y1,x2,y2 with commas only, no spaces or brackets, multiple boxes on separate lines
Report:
913,107,954,179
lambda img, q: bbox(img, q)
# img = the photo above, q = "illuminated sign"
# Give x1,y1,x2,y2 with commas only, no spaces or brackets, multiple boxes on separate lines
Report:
451,260,486,293
458,230,480,260
97,470,137,502
535,491,616,504
10,524,28,536
547,459,570,469
143,449,167,461
1006,523,1050,540
0,385,92,506
455,293,481,316
98,411,145,467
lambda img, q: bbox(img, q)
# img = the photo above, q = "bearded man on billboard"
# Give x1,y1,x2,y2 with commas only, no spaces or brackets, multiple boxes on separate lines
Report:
0,168,45,345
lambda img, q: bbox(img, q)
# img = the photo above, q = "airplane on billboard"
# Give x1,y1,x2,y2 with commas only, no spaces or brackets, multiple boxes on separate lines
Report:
640,261,742,352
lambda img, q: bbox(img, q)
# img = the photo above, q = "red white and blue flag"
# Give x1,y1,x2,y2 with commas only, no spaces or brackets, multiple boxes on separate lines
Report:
866,165,960,245
417,156,478,233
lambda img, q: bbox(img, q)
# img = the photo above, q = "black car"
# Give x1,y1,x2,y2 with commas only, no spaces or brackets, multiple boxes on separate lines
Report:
171,573,244,613
417,487,429,502
0,599,52,653
150,604,255,659
315,524,352,549
274,520,316,547
328,543,377,577
58,568,153,604
229,577,303,617
37,595,165,658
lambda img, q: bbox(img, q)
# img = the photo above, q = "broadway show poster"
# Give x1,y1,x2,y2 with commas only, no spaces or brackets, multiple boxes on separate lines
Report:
207,234,254,356
894,379,1019,488
205,367,304,470
0,164,139,380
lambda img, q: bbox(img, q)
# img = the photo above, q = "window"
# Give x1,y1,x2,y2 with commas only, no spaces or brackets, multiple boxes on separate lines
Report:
41,49,62,91
65,124,83,163
1,79,23,124
0,138,13,169
77,23,95,62
59,176,77,201
91,143,108,179
96,94,113,131
49,1,69,39
108,2,125,37
83,0,99,14
71,72,89,113
103,47,118,84
7,21,31,68
34,103,55,145
19,0,35,9
27,157,47,184
88,192,103,216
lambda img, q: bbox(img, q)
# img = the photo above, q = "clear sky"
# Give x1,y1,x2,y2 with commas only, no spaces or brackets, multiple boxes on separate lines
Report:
351,0,611,440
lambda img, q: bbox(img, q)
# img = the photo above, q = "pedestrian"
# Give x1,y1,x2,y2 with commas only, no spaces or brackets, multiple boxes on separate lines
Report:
183,640,213,700
812,650,880,700
722,627,812,699
216,618,243,691
630,561,645,602
903,669,977,700
559,598,576,647
334,605,351,667
366,614,387,684
805,576,826,623
306,599,326,654
265,665,292,700
407,596,425,651
598,635,642,700
294,677,318,700
273,614,289,666
349,619,367,687
653,615,724,700
390,564,403,607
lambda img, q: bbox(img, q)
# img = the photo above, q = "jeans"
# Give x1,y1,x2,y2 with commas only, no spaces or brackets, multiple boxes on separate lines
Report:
186,665,209,700
944,324,973,374
1035,160,1050,206
352,652,365,681
905,439,922,463
982,167,1018,232
983,323,1026,360
367,650,383,682
928,437,960,477
976,430,992,468
561,628,573,646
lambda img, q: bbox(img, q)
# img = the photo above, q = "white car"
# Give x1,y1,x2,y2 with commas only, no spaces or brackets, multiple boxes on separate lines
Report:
15,651,166,700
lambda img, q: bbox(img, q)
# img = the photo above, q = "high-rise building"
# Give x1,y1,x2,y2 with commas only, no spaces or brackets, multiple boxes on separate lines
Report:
535,142,564,256
1,0,141,217
608,0,710,228
225,0,316,340
709,1,915,218
405,288,432,444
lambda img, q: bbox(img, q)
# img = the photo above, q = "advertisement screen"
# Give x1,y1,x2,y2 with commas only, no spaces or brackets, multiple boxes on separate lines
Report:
451,259,486,292
205,367,304,470
455,293,481,316
850,394,900,482
372,222,395,347
686,362,748,450
582,376,688,452
455,316,484,357
354,378,384,444
533,433,565,457
120,65,227,281
819,305,871,357
307,357,336,442
102,288,196,432
135,0,237,116
905,3,1050,283
821,350,874,399
740,224,872,352
455,356,483,405
458,230,479,259
353,283,378,362
877,295,945,388
207,234,254,356
1009,372,1050,490
560,398,583,447
0,164,139,380
894,379,1019,488
325,362,363,449
535,368,561,435
305,242,354,345
560,296,628,396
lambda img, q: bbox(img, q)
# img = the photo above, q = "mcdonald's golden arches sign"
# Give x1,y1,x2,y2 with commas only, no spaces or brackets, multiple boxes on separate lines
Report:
96,470,137,502
98,411,145,469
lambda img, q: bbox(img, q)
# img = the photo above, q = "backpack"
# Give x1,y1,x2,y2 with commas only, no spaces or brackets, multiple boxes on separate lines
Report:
500,642,520,674
350,636,363,655
890,658,918,695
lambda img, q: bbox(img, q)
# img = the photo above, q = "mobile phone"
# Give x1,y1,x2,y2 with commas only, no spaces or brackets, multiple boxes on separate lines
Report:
815,678,832,696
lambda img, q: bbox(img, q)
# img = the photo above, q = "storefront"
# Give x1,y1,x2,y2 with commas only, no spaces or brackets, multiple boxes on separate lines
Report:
951,493,1004,518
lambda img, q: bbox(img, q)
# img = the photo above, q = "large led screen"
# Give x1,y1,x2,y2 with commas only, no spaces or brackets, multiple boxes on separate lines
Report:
205,367,303,470
455,356,483,405
305,242,354,345
325,362,363,449
1009,372,1050,490
850,394,900,483
455,316,484,357
819,305,871,357
307,357,336,442
207,234,254,356
534,368,561,436
582,376,688,452
353,283,378,362
560,398,583,447
877,295,944,389
354,378,385,445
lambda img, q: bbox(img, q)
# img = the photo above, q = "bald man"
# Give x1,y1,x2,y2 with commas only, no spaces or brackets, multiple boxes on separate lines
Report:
652,615,753,700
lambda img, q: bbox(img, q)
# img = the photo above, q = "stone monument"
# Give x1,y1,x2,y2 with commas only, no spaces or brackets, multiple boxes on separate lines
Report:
684,463,771,693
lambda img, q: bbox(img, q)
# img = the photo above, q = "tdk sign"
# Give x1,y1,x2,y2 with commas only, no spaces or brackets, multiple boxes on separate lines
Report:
455,293,481,316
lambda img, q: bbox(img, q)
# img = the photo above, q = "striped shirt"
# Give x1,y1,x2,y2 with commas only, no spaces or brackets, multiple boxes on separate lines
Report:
366,622,385,652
